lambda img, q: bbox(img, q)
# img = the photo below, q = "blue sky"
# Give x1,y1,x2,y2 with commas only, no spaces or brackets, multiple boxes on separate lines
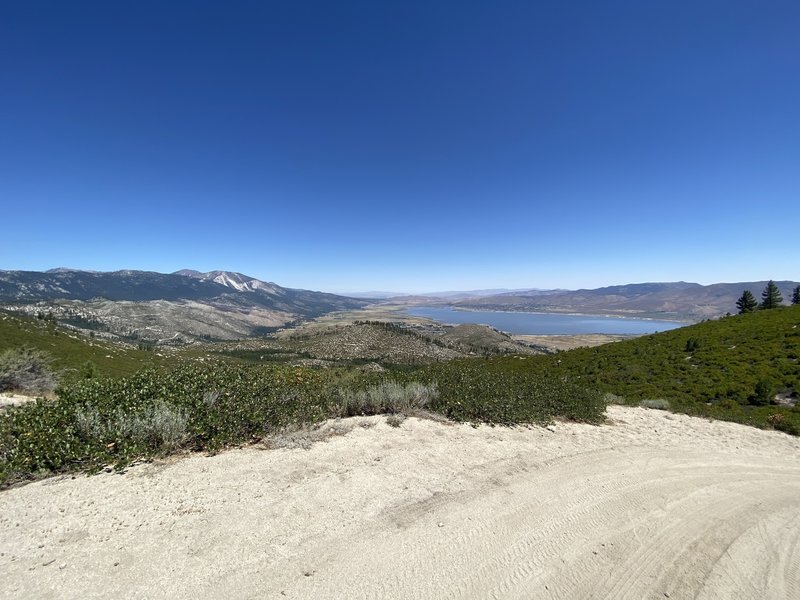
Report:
1,1,798,293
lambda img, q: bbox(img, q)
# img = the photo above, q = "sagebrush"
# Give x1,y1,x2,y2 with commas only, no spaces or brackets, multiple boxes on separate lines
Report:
0,359,605,485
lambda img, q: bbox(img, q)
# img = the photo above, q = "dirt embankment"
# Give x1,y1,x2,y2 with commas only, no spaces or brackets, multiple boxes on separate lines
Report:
2,406,799,599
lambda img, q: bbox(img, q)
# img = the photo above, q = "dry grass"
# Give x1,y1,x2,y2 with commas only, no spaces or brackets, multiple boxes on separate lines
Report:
385,413,406,427
266,420,355,450
639,398,672,410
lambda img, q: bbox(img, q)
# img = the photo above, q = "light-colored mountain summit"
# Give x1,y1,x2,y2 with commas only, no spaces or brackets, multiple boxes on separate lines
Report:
174,269,282,294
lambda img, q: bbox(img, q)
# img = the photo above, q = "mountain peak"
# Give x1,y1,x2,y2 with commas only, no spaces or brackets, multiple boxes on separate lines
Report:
175,269,280,294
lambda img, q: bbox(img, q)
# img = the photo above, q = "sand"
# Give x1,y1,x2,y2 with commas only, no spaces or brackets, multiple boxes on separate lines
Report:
513,333,632,351
0,393,37,410
2,406,799,599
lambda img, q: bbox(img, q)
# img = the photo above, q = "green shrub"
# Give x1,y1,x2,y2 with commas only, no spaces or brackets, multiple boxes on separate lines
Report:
411,358,605,426
78,361,100,380
750,378,775,406
602,392,627,405
386,414,406,427
773,416,799,435
716,398,743,412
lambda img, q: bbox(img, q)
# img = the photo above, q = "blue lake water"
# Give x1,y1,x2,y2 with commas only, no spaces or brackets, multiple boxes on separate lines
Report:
404,307,684,335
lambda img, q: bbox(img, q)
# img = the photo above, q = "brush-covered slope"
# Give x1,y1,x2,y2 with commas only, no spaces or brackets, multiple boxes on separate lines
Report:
217,322,464,364
215,322,546,366
438,323,547,354
549,305,800,433
0,310,163,379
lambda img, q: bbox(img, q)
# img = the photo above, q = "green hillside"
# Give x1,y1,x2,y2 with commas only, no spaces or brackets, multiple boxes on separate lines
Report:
546,305,800,434
0,310,163,380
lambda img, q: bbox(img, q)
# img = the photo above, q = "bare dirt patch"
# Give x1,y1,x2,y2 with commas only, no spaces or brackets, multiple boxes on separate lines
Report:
0,393,39,410
514,333,633,351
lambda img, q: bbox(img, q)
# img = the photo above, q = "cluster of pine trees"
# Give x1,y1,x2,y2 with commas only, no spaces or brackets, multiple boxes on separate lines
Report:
736,281,800,314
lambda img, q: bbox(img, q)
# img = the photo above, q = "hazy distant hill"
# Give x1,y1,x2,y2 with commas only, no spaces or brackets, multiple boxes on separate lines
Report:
453,281,800,321
0,269,366,343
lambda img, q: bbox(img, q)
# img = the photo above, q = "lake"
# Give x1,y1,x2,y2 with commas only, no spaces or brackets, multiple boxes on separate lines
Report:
404,306,684,335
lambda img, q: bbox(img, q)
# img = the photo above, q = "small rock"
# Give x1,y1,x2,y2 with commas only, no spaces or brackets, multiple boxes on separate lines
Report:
437,522,444,527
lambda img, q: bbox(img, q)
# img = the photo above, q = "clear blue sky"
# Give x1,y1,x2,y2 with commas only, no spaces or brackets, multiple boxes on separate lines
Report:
1,1,798,293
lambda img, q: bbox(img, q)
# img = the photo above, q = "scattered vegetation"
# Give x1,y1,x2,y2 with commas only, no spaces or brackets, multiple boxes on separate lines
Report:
385,413,406,428
215,322,463,365
212,321,545,368
0,347,57,394
266,420,355,450
639,399,671,410
540,305,800,435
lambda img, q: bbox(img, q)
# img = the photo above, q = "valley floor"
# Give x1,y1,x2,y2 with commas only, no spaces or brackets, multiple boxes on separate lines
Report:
2,406,799,599
512,333,632,351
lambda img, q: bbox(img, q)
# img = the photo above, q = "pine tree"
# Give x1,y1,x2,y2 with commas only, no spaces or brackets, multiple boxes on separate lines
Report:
792,285,800,305
736,290,758,314
760,280,783,310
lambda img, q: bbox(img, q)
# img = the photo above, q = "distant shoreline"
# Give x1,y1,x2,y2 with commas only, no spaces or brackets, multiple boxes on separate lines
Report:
437,305,692,324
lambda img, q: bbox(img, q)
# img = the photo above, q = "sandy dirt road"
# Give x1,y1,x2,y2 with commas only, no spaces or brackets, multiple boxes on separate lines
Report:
2,406,799,599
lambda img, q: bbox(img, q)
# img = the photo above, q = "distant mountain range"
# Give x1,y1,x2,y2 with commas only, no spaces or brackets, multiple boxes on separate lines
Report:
1,269,796,342
349,288,555,300
448,281,800,321
0,269,366,343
